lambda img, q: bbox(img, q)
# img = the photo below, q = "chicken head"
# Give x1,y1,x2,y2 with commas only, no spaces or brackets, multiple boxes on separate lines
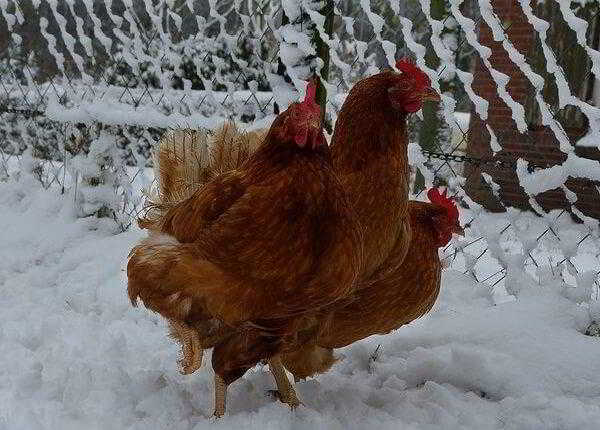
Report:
271,79,326,149
388,58,440,113
427,187,465,246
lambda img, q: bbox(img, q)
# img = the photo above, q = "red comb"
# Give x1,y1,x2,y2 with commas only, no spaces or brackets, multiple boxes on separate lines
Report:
395,58,431,87
396,57,415,70
427,188,459,223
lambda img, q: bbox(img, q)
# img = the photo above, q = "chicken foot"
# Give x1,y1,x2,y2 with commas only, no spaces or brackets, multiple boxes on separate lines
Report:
267,356,302,409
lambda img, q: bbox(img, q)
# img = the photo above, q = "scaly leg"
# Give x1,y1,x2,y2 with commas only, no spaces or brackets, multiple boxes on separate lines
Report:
213,374,227,418
168,319,203,374
268,355,302,409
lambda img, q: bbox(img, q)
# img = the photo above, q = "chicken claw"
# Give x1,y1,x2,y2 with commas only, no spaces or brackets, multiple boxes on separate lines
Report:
266,389,303,410
268,356,303,410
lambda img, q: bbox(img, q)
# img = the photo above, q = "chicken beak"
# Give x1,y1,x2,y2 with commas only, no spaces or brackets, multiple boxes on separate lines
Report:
420,87,441,102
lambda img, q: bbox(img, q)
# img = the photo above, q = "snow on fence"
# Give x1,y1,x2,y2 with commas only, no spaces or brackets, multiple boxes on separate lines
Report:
0,0,599,309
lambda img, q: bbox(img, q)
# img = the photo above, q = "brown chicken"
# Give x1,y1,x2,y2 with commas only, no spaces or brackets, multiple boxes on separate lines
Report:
127,81,363,416
329,59,440,282
281,188,464,380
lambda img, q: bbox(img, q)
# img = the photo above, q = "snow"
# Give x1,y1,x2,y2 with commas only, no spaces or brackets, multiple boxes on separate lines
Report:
358,0,396,68
1,176,599,429
555,0,600,79
516,153,600,196
282,0,302,22
450,112,471,153
419,0,488,130
576,130,600,149
21,86,280,129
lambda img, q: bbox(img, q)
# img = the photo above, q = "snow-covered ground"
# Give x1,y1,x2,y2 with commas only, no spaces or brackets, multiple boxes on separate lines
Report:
1,177,600,430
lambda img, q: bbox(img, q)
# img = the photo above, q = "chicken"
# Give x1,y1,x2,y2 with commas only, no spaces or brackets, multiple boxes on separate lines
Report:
280,188,464,380
329,58,440,281
127,80,363,416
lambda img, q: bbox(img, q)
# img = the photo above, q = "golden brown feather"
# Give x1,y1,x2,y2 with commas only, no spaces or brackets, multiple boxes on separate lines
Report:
136,123,268,377
280,200,462,379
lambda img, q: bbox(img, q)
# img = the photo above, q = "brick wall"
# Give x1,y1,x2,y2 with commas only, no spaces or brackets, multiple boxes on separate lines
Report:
464,0,600,220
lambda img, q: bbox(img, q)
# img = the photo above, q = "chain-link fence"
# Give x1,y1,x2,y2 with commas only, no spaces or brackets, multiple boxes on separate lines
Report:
0,0,599,308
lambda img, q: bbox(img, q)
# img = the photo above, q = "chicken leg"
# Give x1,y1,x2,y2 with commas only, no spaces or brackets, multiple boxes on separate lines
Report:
168,319,203,374
268,356,302,409
213,374,227,417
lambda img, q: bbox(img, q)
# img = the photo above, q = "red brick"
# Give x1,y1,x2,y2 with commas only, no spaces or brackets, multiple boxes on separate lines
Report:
464,0,600,219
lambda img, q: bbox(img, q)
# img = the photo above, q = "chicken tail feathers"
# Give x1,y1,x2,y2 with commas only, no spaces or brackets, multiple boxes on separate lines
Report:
208,122,266,177
138,129,209,231
138,123,265,231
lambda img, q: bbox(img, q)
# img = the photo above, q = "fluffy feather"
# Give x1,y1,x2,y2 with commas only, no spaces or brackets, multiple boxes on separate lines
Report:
139,124,266,231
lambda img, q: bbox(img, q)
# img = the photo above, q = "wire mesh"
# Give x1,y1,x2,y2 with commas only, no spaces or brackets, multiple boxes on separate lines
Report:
0,0,599,301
